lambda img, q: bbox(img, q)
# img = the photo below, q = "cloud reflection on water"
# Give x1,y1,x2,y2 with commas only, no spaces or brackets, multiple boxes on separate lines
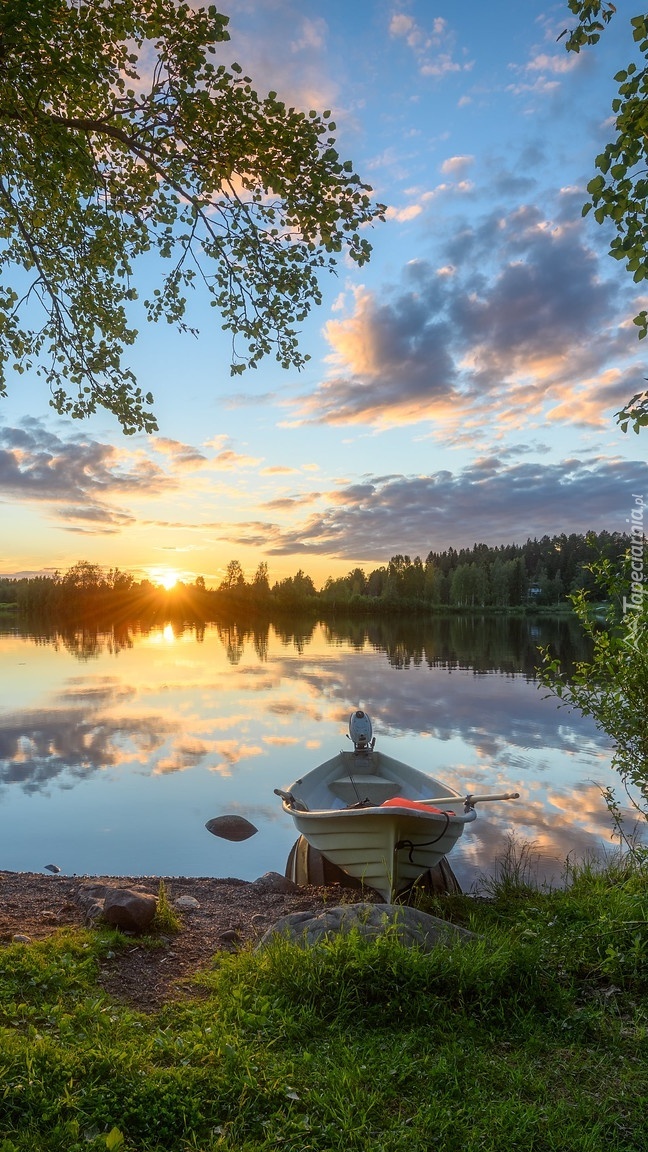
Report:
0,617,631,883
0,704,176,793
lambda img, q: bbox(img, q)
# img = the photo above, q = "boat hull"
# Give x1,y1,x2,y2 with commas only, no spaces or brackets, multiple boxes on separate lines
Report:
289,806,472,901
285,835,462,895
279,748,475,903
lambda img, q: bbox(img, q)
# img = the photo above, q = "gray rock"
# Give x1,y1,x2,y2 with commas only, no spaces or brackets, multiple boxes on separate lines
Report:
250,871,299,894
83,901,105,926
76,883,111,909
174,895,200,911
256,902,477,952
74,884,109,923
101,888,157,933
12,934,31,944
205,815,258,841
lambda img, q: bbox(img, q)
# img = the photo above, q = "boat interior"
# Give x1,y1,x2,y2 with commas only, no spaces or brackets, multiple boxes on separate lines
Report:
328,772,400,806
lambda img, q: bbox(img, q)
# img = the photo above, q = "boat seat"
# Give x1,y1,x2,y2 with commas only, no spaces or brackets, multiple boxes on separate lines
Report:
330,774,400,805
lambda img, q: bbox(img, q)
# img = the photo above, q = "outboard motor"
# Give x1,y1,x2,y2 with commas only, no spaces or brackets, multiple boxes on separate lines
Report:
349,709,375,752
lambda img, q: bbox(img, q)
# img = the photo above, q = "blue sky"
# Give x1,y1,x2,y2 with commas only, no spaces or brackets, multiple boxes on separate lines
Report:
1,0,647,587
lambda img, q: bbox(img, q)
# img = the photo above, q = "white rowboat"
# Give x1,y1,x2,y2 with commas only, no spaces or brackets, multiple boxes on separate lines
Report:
275,710,519,903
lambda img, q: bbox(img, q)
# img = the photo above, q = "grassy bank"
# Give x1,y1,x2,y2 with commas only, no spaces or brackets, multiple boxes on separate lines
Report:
1,854,647,1151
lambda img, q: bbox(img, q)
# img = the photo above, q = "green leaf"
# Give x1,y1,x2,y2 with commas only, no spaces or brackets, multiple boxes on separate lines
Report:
587,175,606,195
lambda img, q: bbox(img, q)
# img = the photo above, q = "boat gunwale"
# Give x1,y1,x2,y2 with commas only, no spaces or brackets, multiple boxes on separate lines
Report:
280,800,477,825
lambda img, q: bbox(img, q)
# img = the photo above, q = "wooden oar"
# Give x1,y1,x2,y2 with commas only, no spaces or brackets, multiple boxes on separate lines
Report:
417,790,520,806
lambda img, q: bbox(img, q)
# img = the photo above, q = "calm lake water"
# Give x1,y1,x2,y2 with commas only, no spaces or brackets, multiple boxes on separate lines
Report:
0,613,635,890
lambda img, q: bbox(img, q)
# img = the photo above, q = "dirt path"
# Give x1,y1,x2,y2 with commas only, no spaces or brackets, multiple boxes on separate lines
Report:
0,871,364,1012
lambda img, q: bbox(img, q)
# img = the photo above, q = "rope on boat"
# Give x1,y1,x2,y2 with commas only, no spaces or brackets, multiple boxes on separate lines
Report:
395,812,451,864
346,765,366,807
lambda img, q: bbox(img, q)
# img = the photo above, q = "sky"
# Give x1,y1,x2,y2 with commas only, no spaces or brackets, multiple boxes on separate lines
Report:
2,0,648,589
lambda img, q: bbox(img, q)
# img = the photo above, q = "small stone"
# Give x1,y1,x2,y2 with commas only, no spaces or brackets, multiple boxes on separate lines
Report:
44,864,61,873
250,871,299,894
205,815,258,841
12,934,31,944
218,929,241,943
174,895,200,911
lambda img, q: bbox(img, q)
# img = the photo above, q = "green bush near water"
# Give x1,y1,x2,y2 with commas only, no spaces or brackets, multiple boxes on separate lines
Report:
0,857,647,1152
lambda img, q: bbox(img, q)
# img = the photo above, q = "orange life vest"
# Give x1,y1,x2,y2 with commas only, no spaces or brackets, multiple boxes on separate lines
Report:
381,797,456,815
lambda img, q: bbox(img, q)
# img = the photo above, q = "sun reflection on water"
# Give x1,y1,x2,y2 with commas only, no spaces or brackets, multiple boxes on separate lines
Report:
145,623,177,645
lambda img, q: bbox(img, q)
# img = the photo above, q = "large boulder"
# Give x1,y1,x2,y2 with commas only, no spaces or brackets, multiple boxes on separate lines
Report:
256,902,476,952
101,888,158,933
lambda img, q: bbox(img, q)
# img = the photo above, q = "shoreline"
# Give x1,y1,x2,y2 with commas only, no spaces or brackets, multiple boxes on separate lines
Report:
0,869,348,1011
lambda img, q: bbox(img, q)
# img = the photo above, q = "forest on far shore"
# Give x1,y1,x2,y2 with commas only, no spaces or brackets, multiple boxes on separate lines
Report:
0,531,634,618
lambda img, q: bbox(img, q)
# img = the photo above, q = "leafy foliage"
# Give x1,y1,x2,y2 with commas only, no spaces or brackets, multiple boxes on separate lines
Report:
0,0,383,433
617,383,648,434
539,550,648,828
561,2,648,431
558,1,618,52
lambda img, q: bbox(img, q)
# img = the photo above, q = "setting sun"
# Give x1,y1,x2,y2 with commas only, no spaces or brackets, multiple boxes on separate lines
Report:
149,568,180,591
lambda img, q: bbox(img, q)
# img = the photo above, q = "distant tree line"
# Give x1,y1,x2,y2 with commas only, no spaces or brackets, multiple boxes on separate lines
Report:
0,561,153,617
0,532,634,619
315,531,631,611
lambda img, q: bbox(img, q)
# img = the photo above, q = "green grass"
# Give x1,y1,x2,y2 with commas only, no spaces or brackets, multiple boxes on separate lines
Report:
0,854,647,1151
151,879,183,934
